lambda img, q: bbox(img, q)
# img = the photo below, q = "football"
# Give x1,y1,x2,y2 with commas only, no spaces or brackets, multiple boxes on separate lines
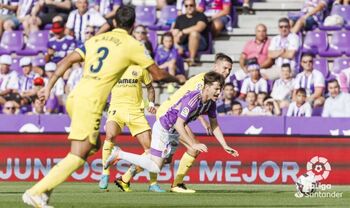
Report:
295,173,317,197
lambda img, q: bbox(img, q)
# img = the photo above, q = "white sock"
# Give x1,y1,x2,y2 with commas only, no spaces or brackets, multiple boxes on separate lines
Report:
119,151,160,173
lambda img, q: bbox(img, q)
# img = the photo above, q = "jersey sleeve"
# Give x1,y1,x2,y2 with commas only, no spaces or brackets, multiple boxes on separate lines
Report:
207,102,217,118
92,11,107,27
75,44,86,60
66,12,74,29
294,74,301,89
261,79,268,93
240,79,249,94
177,93,198,121
314,72,325,88
286,103,294,116
129,41,154,69
288,34,300,51
142,68,152,85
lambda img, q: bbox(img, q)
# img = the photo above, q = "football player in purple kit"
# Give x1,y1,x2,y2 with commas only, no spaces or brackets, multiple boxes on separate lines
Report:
105,71,239,193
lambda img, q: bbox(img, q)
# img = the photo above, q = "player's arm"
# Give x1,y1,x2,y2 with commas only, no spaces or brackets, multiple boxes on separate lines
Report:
174,117,208,153
198,115,213,135
209,117,239,157
38,51,83,102
145,83,156,114
147,64,179,83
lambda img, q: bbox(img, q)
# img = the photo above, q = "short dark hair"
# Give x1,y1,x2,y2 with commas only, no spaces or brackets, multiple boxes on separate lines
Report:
232,101,242,107
278,17,290,25
301,52,315,59
204,71,225,88
296,88,307,96
161,32,173,44
115,6,136,30
327,79,339,87
215,53,233,64
281,63,291,69
224,83,234,89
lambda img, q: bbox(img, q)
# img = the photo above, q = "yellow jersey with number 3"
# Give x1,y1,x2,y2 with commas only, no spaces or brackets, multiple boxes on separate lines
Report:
156,72,206,118
72,28,154,113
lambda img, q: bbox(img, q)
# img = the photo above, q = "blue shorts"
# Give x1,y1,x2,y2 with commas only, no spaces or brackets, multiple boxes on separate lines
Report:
181,34,208,52
290,15,318,31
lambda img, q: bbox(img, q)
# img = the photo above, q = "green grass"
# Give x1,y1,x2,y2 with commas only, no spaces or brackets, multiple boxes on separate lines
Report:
0,182,349,208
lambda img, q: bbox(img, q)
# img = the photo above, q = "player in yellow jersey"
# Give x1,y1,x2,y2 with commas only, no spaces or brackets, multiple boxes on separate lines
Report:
99,65,165,192
23,6,178,208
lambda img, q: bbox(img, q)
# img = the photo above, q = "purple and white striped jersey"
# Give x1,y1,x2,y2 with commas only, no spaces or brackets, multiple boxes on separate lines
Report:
95,0,121,16
0,0,19,15
18,0,37,18
159,90,217,131
48,35,77,63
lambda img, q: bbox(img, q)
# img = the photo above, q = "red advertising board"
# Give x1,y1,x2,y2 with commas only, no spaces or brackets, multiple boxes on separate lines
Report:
0,134,349,184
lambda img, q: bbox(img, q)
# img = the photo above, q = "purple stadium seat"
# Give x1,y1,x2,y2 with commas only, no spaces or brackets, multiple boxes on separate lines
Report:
135,6,157,27
32,56,46,67
147,29,158,53
333,57,350,74
0,31,24,55
319,5,348,31
150,5,177,30
11,57,23,75
302,30,328,55
319,31,350,57
17,30,50,55
313,58,329,78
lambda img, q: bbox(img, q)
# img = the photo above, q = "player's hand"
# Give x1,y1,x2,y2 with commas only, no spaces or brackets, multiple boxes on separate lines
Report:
37,87,50,103
192,143,208,153
223,145,239,157
147,106,157,114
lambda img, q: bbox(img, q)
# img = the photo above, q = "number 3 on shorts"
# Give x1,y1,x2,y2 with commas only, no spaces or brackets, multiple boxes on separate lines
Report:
90,47,109,73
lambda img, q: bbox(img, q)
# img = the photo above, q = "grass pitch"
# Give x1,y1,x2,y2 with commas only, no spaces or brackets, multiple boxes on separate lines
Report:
0,182,349,207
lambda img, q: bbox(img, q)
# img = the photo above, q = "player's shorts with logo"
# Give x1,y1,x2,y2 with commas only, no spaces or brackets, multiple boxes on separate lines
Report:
106,107,150,136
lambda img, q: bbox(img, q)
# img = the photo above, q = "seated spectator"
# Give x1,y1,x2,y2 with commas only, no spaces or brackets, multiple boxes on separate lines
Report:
338,67,350,93
94,0,122,32
176,0,201,14
333,0,349,5
172,0,209,66
0,55,20,105
265,17,300,80
231,101,242,116
46,21,76,64
322,79,350,117
65,64,83,94
287,88,312,117
290,0,328,33
44,62,64,113
25,0,72,34
132,25,154,58
217,83,237,115
65,0,108,43
197,0,231,36
256,92,268,107
2,100,19,115
242,91,263,116
239,63,268,99
3,0,37,35
293,53,325,107
155,32,186,84
261,97,281,116
270,63,294,108
27,95,46,115
18,57,39,106
236,24,272,81
0,0,18,36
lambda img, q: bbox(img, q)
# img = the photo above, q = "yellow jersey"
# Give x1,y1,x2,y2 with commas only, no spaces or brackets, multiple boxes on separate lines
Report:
156,72,206,118
72,28,154,113
109,65,152,110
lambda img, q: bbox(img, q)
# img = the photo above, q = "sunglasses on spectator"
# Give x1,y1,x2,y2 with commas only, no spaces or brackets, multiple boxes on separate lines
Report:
135,31,147,35
5,106,16,110
279,25,289,29
185,4,194,8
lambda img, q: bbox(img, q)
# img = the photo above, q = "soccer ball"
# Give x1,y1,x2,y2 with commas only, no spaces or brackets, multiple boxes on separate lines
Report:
295,173,317,197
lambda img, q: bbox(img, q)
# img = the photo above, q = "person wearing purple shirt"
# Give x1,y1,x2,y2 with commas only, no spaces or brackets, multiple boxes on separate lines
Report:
155,32,186,84
46,21,77,64
105,71,239,193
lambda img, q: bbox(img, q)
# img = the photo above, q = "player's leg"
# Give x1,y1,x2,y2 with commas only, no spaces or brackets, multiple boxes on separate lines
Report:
99,120,122,189
171,125,198,193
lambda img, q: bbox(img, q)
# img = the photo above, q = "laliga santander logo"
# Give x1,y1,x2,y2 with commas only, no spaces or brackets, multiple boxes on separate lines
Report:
306,156,331,181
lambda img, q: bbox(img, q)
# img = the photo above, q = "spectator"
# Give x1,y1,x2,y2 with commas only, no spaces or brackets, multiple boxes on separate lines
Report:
84,25,95,41
176,0,201,14
293,53,325,107
338,67,350,93
172,0,209,66
261,97,281,116
27,95,46,115
256,92,268,107
155,32,186,84
265,17,300,80
0,0,18,36
239,62,268,99
132,25,154,58
322,79,350,117
3,0,36,35
46,21,76,64
333,0,349,5
0,55,19,105
270,63,294,108
242,0,253,15
287,88,312,117
217,83,237,115
18,57,39,106
2,100,19,115
24,0,72,34
231,101,242,116
94,0,122,31
44,62,64,113
290,0,328,33
241,91,263,116
197,0,232,36
66,0,109,43
236,24,272,81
